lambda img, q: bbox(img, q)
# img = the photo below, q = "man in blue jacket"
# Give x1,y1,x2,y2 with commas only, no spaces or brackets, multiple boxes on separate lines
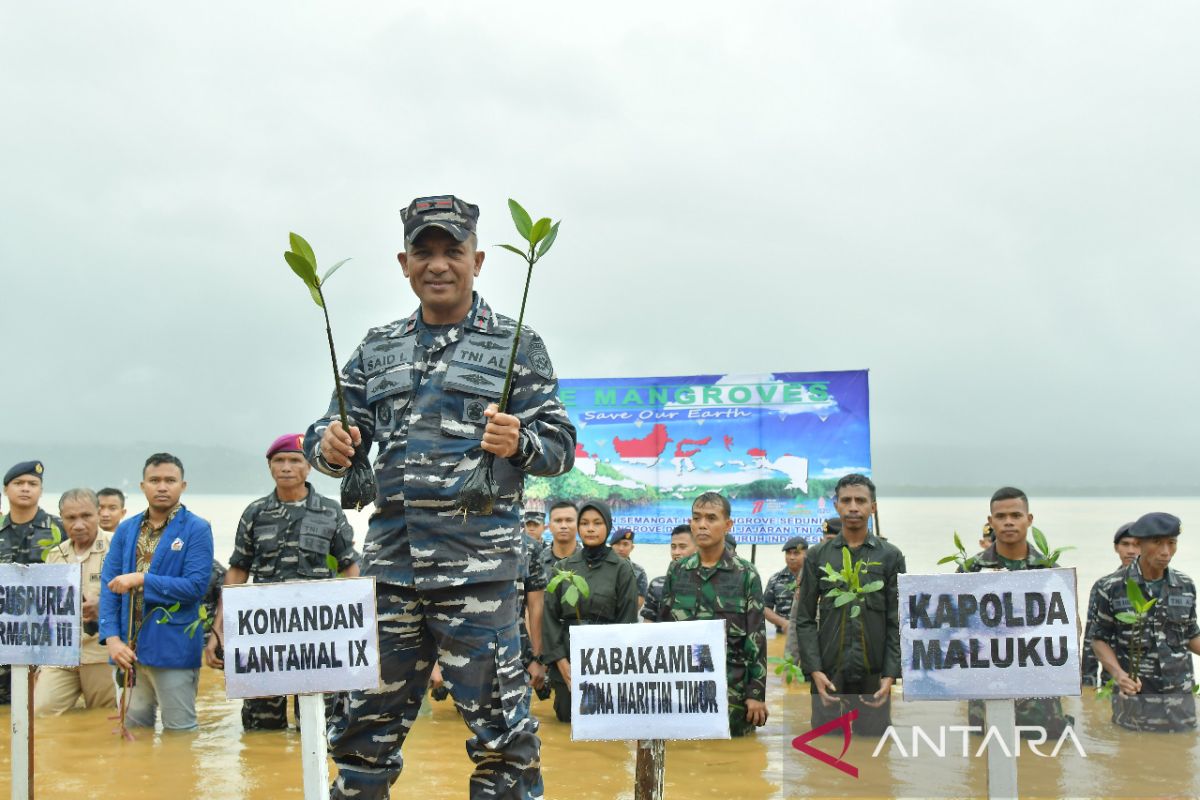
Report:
99,453,214,731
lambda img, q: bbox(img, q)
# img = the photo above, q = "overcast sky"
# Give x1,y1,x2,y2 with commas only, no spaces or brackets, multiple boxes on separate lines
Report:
3,2,1196,492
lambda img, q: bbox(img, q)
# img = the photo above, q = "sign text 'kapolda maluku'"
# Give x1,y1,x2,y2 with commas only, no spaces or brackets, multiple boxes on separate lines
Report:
222,578,380,699
898,570,1080,701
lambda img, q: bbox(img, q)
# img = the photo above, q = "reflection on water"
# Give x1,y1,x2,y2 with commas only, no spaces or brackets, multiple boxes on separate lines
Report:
2,634,1198,798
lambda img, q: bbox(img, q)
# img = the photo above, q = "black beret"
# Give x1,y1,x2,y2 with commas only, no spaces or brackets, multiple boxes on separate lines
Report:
3,460,43,487
782,535,808,551
822,518,843,535
1112,521,1136,545
610,528,634,544
1129,512,1181,540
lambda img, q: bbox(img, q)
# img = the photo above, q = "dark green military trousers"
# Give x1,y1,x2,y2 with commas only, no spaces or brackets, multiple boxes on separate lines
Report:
329,579,542,800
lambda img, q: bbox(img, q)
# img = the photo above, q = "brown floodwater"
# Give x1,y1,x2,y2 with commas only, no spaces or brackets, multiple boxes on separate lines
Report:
2,634,1199,799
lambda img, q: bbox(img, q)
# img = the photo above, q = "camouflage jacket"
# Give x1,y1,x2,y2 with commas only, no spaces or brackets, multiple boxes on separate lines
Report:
763,566,800,626
794,533,906,680
961,541,1045,572
228,483,358,583
1082,567,1122,686
0,508,64,564
641,574,667,622
520,535,549,593
629,560,649,599
542,548,639,664
657,549,767,702
306,294,576,588
1088,558,1199,695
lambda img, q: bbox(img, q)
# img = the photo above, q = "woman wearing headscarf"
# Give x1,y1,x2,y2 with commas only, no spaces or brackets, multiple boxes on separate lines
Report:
541,499,639,722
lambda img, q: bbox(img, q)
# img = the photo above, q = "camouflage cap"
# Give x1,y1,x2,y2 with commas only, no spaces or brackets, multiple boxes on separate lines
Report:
400,195,479,244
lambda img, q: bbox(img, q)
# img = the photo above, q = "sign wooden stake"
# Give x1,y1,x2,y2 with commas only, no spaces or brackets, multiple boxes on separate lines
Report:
984,699,1018,800
10,666,34,800
298,693,330,800
634,739,664,800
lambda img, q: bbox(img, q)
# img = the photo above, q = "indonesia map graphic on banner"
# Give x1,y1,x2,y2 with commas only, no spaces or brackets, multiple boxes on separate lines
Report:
526,371,871,544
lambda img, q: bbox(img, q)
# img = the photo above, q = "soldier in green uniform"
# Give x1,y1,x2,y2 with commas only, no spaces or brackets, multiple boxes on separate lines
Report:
794,474,905,736
960,487,1072,736
1081,522,1138,686
0,460,63,705
658,492,768,737
764,535,806,635
542,499,638,722
1091,512,1199,732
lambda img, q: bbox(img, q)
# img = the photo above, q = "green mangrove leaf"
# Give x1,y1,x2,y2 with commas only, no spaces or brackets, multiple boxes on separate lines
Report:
536,220,561,258
1032,527,1050,556
850,604,862,618
326,554,339,573
861,580,885,594
322,258,351,284
285,250,319,289
289,233,317,272
546,571,567,592
937,555,958,565
1125,579,1149,609
953,531,964,551
563,585,580,606
530,217,551,245
1114,612,1139,624
508,199,533,242
834,592,856,608
498,244,528,259
841,547,852,574
571,574,591,599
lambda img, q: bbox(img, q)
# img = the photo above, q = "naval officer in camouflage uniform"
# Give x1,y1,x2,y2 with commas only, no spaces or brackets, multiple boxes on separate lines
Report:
794,475,905,736
960,487,1072,736
1090,512,1199,732
1,460,63,704
308,195,575,800
658,492,768,736
204,433,359,729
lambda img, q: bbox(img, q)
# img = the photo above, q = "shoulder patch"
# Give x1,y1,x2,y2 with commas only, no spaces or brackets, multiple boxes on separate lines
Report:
526,334,555,380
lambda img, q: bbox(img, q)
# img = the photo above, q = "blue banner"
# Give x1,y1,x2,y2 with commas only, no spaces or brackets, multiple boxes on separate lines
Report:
526,370,871,544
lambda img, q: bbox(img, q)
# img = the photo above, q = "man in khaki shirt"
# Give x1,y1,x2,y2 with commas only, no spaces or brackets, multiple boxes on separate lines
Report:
34,488,116,715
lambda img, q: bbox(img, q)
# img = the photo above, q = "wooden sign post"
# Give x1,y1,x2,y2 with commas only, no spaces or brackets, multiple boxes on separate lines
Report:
0,563,83,800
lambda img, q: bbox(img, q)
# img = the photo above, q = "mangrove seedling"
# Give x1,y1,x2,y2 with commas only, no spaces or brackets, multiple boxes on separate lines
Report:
769,654,807,686
1031,527,1074,567
36,521,64,562
114,596,183,740
546,568,589,621
821,547,885,673
1096,578,1158,701
937,531,976,572
283,233,377,511
456,199,562,517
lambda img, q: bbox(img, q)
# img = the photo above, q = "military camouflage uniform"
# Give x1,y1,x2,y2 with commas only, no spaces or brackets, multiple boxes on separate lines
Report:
542,548,639,722
641,574,667,622
1088,557,1199,732
518,535,548,672
0,508,63,703
1082,569,1120,687
657,549,767,737
763,566,800,632
306,294,574,800
629,559,649,600
228,483,358,729
793,532,905,736
961,543,1073,736
539,541,575,578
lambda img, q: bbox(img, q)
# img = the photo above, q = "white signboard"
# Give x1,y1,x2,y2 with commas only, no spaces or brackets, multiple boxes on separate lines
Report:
0,563,82,667
223,577,380,699
899,569,1080,701
569,619,728,741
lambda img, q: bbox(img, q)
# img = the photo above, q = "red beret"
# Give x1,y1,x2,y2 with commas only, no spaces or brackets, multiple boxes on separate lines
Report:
266,434,305,459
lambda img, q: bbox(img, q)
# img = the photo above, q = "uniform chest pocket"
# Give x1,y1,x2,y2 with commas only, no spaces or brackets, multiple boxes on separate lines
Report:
440,363,504,440
1165,595,1195,642
367,368,414,433
586,591,616,622
298,517,336,578
252,524,281,578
